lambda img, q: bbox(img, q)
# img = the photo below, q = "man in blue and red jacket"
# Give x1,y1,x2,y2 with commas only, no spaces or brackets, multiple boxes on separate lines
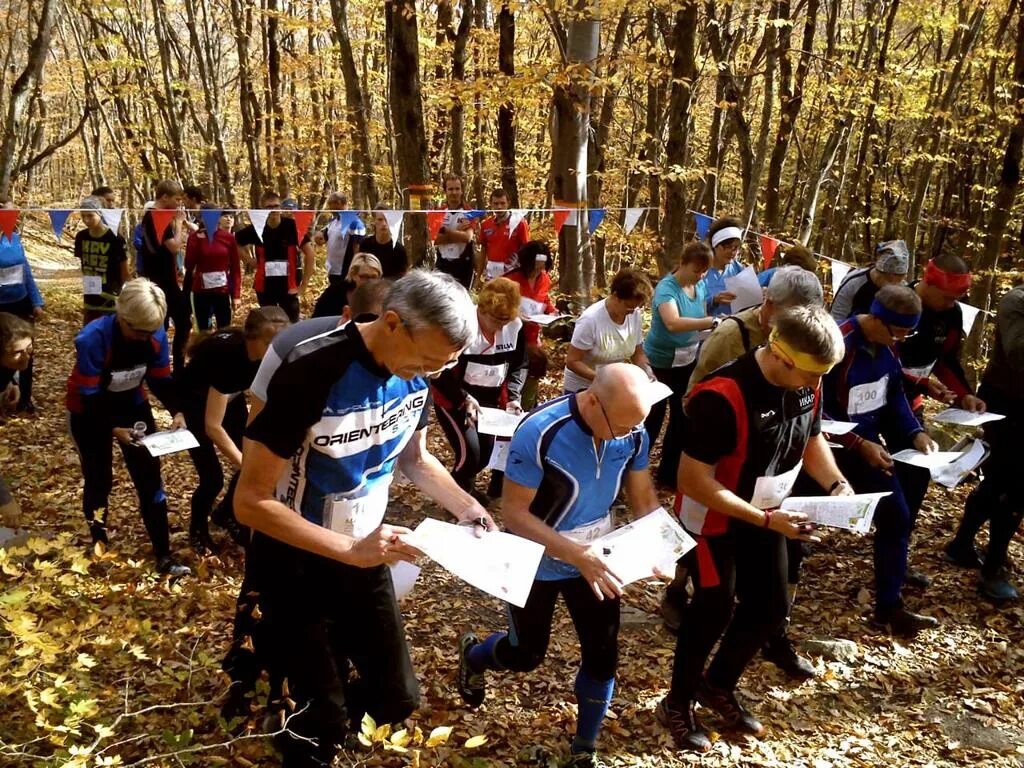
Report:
823,285,938,636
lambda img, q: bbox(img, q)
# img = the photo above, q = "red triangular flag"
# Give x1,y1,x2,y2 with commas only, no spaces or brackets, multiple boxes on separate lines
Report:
292,210,315,241
553,209,571,235
760,234,780,269
427,211,446,242
0,209,19,240
150,208,177,241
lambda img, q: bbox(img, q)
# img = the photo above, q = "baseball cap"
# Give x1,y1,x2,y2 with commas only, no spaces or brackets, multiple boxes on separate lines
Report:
875,240,910,274
281,198,298,210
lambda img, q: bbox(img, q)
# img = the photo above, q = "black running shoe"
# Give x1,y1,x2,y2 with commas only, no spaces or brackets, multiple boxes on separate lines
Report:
457,632,487,707
944,539,982,569
872,606,939,637
88,520,109,546
762,635,816,680
903,567,932,589
696,679,765,736
563,750,608,768
156,555,192,578
655,696,711,752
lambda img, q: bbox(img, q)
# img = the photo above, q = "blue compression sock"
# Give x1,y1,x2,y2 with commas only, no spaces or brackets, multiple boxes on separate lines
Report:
571,669,615,753
466,632,506,673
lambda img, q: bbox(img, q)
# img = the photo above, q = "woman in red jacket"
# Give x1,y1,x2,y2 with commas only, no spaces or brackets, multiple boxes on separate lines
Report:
504,241,555,409
185,208,241,330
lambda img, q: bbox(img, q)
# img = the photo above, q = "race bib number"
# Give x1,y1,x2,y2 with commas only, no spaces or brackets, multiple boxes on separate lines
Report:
323,481,390,539
201,271,227,289
848,375,888,415
464,361,507,388
108,365,146,393
750,460,803,510
902,362,935,381
82,275,103,295
485,261,507,280
561,514,614,544
672,344,698,368
264,260,288,277
0,264,24,286
520,297,544,316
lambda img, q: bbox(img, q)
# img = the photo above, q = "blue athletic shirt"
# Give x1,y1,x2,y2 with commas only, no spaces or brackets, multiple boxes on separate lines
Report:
246,320,429,526
644,273,707,368
700,258,745,317
505,394,650,580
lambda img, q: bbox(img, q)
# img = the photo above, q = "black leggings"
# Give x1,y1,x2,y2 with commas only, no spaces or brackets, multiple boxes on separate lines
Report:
670,522,789,700
644,362,695,487
434,401,495,492
954,386,1024,578
155,279,192,373
186,396,246,530
68,404,171,558
193,292,232,331
493,576,620,681
0,296,34,408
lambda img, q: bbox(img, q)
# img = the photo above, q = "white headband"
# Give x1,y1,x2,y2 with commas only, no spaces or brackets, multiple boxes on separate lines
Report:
535,254,548,263
711,226,743,248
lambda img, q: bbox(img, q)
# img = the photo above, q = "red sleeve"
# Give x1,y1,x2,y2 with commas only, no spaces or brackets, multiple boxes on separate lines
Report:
224,232,242,300
517,220,530,249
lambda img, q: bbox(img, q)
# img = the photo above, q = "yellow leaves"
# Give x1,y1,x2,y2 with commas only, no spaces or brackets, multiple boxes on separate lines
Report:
67,698,99,718
390,728,412,747
39,687,61,707
68,556,91,576
463,734,488,749
75,653,97,670
425,725,453,747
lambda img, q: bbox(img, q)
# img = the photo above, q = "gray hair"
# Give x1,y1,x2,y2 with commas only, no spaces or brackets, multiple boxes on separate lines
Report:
384,269,476,347
774,305,844,366
765,265,824,309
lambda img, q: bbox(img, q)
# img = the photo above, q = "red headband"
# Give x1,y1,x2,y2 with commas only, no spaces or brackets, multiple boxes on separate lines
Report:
924,259,971,295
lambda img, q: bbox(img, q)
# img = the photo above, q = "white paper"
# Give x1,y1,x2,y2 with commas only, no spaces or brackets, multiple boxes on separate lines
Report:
781,492,890,534
82,275,102,295
404,518,545,608
831,261,852,296
821,419,859,435
389,561,420,602
641,380,674,409
750,461,803,509
931,439,988,489
477,407,525,437
527,314,571,326
486,439,511,471
891,448,965,470
140,429,200,457
593,508,696,587
725,266,763,312
931,408,1005,427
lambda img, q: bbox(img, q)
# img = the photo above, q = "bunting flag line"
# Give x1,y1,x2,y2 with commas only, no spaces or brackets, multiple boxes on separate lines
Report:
623,207,643,235
426,210,446,242
0,209,20,240
200,208,223,238
292,210,315,240
47,210,72,241
101,208,125,235
694,212,713,240
958,301,982,335
465,209,487,221
150,208,177,240
552,208,575,235
382,209,404,244
247,209,270,242
759,234,780,269
507,208,526,235
588,208,606,236
340,210,362,232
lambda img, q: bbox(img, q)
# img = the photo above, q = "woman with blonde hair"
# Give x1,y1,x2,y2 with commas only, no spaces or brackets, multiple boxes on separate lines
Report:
311,253,384,318
65,278,191,576
431,277,528,500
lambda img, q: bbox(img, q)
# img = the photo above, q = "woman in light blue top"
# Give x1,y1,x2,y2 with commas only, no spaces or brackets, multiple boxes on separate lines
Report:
0,199,43,413
701,215,746,317
643,241,719,487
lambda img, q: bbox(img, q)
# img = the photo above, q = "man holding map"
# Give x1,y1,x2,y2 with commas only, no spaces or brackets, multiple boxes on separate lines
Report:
822,285,940,636
457,363,661,768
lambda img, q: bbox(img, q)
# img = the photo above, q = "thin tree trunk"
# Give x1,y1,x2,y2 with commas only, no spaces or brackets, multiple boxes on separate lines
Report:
496,3,520,205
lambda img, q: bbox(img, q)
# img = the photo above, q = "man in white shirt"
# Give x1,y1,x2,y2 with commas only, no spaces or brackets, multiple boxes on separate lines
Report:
316,192,366,285
435,174,476,289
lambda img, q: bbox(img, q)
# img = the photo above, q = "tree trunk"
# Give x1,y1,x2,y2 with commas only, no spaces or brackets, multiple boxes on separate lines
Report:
660,2,699,272
496,3,520,205
0,0,59,196
386,0,430,261
229,0,266,205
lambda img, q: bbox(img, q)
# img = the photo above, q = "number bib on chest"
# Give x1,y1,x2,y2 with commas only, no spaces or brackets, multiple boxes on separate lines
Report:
750,460,803,510
520,297,544,316
561,514,614,544
848,375,888,415
82,275,103,295
485,261,506,280
264,260,288,277
108,365,146,393
464,360,508,388
672,344,698,368
0,264,24,286
323,480,390,539
202,271,228,289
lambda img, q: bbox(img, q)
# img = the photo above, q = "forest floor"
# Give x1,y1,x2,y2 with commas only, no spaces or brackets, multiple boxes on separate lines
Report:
1,230,1023,767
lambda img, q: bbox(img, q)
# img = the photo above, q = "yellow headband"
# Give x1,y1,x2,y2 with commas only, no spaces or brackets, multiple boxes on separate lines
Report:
768,329,836,375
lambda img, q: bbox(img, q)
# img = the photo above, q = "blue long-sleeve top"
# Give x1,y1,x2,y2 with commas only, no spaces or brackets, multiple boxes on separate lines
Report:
700,258,745,316
0,233,43,307
823,317,923,445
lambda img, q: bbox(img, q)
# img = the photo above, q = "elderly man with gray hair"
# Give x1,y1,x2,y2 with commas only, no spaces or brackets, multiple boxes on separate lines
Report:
235,270,497,768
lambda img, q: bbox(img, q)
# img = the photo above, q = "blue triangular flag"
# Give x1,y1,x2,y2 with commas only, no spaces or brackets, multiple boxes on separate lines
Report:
200,208,222,237
588,208,606,235
340,210,362,231
48,210,72,241
694,213,713,240
465,209,487,220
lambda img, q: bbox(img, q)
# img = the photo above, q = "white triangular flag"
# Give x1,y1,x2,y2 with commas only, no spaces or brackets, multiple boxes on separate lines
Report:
248,209,270,242
383,210,404,244
623,207,643,235
100,208,124,234
566,208,579,227
958,301,982,335
830,260,852,297
507,208,526,234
